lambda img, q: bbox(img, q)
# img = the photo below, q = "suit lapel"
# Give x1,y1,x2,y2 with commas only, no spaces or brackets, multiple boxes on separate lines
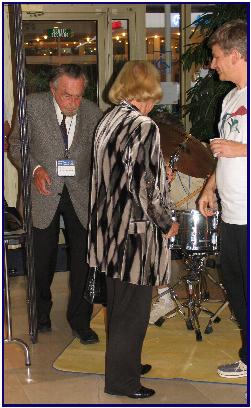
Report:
47,93,64,144
47,93,68,152
68,99,87,152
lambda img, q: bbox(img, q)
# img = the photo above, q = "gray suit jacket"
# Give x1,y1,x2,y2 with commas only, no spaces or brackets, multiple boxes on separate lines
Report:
9,92,103,229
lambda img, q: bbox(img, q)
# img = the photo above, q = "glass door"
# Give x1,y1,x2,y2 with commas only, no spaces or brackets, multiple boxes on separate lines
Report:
23,18,101,103
21,5,143,110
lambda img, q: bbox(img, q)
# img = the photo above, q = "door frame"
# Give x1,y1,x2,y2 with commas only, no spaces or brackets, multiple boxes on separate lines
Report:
21,4,146,111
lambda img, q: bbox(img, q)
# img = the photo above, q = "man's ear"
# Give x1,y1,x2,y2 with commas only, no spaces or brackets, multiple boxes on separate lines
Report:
50,82,55,96
231,49,242,65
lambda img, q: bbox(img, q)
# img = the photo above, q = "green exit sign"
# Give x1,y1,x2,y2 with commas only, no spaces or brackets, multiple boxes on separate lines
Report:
47,28,72,38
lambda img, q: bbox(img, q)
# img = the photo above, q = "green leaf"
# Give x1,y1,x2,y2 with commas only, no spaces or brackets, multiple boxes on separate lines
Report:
181,4,247,140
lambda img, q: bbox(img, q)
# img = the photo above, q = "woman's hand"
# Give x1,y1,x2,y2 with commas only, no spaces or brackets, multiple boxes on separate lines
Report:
166,222,179,239
166,166,176,183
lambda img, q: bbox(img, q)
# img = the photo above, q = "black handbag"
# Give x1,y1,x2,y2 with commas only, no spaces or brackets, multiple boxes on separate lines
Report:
84,267,107,305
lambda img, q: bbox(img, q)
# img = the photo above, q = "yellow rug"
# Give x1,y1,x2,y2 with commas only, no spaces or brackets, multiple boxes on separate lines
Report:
53,304,246,384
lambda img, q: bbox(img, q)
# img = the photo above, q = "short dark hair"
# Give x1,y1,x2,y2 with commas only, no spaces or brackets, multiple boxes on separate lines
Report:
208,20,247,61
50,64,87,88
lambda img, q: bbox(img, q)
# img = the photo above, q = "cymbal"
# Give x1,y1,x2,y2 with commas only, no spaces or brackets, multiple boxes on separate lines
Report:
157,122,216,178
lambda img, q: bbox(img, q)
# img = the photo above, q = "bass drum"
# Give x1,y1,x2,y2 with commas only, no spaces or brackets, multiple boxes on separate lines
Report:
169,209,220,253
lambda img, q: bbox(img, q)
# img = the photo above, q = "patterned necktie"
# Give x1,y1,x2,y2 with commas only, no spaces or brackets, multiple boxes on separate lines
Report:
60,114,68,150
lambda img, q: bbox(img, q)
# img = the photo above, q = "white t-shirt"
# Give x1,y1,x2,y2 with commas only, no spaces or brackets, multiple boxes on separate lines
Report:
216,86,247,225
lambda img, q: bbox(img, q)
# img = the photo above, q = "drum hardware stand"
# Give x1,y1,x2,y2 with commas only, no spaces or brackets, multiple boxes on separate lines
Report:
154,251,227,341
204,299,230,334
4,232,31,366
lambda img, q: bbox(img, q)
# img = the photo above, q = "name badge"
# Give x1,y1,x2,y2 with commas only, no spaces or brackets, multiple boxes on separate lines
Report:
56,159,76,176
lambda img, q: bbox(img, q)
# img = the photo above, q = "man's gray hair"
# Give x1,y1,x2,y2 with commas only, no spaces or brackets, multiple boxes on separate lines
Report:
50,64,88,88
208,19,247,61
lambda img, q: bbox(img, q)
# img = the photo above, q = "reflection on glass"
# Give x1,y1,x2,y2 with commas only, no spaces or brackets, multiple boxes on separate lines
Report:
23,20,98,102
146,19,181,83
146,7,181,116
112,20,129,77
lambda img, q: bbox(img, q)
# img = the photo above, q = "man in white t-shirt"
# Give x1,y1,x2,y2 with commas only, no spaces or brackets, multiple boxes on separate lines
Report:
199,20,247,379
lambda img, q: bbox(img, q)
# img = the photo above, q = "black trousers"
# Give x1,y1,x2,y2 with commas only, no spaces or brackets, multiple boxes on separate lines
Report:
33,184,93,331
220,221,247,365
105,277,152,394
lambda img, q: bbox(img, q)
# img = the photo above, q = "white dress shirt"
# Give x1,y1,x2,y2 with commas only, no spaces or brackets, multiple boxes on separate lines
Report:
53,99,77,149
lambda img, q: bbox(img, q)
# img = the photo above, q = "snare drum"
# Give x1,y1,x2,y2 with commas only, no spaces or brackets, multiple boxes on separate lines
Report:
169,209,220,253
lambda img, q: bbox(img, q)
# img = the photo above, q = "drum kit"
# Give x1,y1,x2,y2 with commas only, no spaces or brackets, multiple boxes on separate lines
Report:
153,122,229,341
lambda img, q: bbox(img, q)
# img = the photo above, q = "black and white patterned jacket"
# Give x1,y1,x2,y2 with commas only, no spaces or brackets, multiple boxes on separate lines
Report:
87,101,174,286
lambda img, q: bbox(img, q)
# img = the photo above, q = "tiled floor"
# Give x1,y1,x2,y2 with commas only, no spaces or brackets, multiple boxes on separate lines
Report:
4,266,247,406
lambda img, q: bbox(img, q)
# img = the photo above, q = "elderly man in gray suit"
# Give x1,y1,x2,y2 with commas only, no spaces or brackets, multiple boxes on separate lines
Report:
9,64,103,344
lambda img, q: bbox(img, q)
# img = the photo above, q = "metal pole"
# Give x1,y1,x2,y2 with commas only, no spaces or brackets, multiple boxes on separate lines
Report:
164,4,172,82
13,4,37,344
180,3,192,133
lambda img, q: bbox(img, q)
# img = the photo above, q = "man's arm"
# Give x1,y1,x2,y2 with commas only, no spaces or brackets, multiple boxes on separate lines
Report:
9,112,52,196
198,172,218,217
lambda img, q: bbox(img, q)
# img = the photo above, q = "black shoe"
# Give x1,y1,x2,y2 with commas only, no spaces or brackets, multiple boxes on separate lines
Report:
72,328,99,344
140,363,152,375
37,317,51,333
105,385,155,399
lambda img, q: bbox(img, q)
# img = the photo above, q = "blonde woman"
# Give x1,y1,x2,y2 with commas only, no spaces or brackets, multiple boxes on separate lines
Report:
87,61,179,398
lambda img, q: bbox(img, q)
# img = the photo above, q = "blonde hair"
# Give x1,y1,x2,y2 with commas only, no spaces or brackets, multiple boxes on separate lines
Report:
109,60,163,104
